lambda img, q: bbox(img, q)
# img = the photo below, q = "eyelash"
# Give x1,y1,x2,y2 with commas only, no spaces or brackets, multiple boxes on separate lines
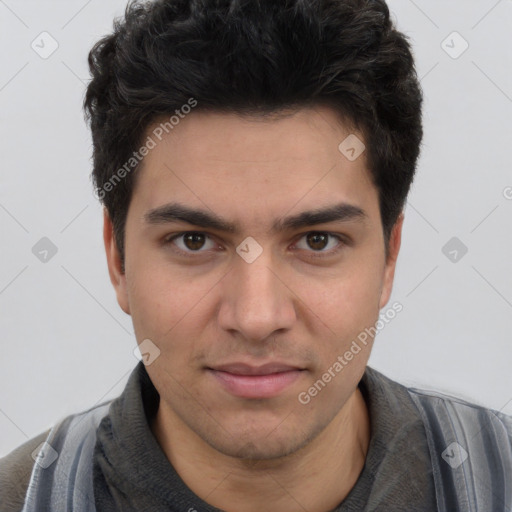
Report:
163,231,347,260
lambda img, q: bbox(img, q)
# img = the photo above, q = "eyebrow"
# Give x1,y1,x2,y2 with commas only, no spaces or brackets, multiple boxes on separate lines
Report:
144,201,368,234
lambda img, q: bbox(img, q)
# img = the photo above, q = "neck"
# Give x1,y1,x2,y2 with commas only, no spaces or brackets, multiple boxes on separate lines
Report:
151,387,370,512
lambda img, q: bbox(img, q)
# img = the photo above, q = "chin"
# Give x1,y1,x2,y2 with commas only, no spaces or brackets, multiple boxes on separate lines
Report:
211,438,301,461
200,420,322,462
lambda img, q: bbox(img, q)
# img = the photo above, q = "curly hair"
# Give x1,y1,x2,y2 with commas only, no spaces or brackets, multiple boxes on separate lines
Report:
84,0,423,272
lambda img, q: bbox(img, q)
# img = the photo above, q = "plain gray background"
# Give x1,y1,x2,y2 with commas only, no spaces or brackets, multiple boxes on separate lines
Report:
1,0,511,458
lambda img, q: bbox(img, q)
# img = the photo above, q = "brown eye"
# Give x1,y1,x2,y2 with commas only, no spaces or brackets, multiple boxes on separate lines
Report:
306,233,329,251
166,232,217,254
183,233,206,250
294,232,345,259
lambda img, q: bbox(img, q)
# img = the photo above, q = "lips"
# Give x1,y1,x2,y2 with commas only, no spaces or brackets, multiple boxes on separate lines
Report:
207,362,305,399
211,362,302,376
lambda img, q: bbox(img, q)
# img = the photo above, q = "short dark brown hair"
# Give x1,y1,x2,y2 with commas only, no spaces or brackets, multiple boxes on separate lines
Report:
84,0,423,271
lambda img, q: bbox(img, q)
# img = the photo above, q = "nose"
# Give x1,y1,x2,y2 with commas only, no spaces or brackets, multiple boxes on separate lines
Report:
217,251,296,343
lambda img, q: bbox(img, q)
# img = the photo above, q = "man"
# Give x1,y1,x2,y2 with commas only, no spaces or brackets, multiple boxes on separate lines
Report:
1,0,511,511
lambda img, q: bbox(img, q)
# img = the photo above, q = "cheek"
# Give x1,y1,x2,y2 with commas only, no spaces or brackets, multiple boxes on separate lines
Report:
125,260,180,342
126,257,220,345
302,265,383,332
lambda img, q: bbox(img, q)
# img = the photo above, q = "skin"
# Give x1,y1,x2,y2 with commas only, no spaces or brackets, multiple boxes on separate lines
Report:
104,106,403,512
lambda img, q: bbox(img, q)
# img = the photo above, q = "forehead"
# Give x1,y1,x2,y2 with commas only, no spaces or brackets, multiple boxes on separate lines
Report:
128,106,379,229
144,106,364,166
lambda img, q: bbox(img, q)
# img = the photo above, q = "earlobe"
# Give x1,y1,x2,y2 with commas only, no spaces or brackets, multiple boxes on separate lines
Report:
103,208,131,315
378,213,404,309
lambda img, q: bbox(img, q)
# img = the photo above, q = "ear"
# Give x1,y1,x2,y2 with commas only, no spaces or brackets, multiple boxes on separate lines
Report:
379,212,404,309
103,208,130,315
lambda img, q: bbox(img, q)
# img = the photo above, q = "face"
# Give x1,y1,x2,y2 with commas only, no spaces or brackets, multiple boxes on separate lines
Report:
104,106,403,460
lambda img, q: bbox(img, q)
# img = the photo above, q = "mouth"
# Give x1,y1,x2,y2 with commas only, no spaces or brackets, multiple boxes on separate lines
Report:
206,362,306,399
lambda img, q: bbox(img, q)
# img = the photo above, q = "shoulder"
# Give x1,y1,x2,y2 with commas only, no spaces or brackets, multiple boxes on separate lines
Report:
0,400,113,512
364,366,512,508
407,383,512,435
363,365,512,447
406,380,512,488
404,383,512,508
365,365,512,430
0,430,50,512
